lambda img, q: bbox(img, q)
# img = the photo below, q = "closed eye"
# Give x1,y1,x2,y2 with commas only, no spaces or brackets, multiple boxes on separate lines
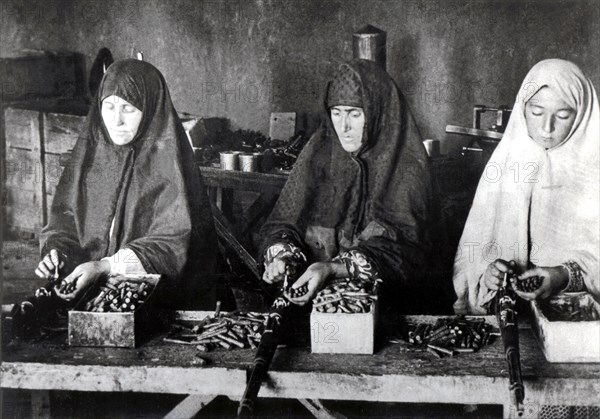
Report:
557,112,574,120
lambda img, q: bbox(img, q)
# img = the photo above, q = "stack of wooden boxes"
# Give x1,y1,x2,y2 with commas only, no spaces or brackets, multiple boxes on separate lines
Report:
4,106,86,233
1,50,87,235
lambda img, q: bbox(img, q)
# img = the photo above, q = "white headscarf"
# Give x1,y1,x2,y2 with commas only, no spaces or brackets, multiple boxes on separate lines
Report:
453,59,599,314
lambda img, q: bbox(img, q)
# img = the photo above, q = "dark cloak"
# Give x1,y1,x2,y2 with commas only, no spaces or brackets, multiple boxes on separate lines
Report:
40,59,217,309
260,59,434,311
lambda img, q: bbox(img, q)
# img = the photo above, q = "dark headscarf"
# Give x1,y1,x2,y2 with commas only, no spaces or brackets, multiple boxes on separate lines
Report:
261,59,433,309
41,59,217,309
326,64,363,108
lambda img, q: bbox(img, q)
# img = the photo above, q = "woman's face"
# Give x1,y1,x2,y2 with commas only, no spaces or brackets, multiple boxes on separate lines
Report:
101,95,143,145
330,106,365,153
525,87,576,149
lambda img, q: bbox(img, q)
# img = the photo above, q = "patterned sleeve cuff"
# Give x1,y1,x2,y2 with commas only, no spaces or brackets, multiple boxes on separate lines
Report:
562,261,586,293
333,249,381,284
264,242,306,266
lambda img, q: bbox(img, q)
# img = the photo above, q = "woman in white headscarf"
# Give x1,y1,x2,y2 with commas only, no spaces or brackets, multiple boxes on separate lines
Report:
453,59,599,314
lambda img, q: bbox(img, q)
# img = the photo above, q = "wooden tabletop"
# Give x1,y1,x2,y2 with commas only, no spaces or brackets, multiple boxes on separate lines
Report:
2,313,599,413
198,166,288,194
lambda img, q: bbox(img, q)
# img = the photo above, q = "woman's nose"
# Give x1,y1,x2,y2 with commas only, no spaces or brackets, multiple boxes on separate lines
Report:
542,115,554,133
342,116,351,132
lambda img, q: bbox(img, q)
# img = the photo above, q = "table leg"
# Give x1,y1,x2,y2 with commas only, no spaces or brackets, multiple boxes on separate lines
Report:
164,394,217,419
298,399,347,419
31,390,50,419
216,187,234,221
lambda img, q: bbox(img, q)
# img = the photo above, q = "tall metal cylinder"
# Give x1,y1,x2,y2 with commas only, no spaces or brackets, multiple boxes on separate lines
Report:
353,25,387,70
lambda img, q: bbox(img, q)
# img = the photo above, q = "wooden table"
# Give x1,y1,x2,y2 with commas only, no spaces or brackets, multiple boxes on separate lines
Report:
2,312,599,419
198,166,288,244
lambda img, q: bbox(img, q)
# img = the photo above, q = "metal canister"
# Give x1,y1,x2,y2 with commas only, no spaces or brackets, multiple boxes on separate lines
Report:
352,25,387,69
239,153,258,172
220,151,240,170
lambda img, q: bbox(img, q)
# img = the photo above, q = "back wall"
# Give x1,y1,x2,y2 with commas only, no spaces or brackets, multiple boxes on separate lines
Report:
2,0,598,153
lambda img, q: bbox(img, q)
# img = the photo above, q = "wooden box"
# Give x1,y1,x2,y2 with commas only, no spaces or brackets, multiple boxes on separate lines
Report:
310,299,378,355
68,274,163,348
3,107,45,232
531,293,600,363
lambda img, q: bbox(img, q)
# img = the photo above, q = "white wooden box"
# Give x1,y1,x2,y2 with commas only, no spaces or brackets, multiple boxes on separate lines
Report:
531,294,600,363
310,300,378,354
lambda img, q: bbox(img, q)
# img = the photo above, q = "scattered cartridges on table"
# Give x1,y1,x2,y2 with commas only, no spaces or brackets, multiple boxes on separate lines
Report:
83,279,154,312
312,280,377,313
165,310,269,351
406,316,498,357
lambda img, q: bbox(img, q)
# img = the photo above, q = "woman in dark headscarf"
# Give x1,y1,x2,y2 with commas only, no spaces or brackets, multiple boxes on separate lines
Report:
35,59,217,309
260,59,434,312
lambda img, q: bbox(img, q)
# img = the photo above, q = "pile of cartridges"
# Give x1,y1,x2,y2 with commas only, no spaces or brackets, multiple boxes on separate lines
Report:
511,274,542,293
84,279,154,312
406,316,499,357
312,281,377,313
165,311,269,351
541,297,600,321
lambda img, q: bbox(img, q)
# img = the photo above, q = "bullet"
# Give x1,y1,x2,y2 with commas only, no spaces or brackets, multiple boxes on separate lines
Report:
428,344,454,356
427,347,443,358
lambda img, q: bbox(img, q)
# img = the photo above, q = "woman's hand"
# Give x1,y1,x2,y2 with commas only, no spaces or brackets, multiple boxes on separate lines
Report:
263,256,288,284
513,265,569,301
35,249,65,280
483,259,517,290
55,260,110,301
286,262,334,306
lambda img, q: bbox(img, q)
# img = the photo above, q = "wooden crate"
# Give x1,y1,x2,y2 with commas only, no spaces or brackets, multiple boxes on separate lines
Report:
531,295,600,363
68,274,163,348
3,108,45,232
43,112,83,220
310,299,378,355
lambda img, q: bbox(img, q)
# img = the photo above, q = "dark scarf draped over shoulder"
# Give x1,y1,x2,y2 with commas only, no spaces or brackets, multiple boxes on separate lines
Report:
261,59,433,303
40,59,217,308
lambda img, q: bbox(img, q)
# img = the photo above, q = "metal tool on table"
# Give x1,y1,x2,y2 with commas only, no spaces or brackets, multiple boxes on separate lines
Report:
494,272,525,416
238,262,304,417
237,298,288,417
446,105,511,155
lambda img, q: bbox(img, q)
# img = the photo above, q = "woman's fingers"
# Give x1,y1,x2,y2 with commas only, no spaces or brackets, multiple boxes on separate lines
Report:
263,259,287,284
272,259,286,278
34,267,48,279
489,265,500,278
518,267,543,280
291,270,311,288
37,259,52,278
493,259,513,274
55,268,82,298
54,285,75,301
262,262,275,283
484,263,502,290
50,249,60,267
42,254,55,271
514,288,537,301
